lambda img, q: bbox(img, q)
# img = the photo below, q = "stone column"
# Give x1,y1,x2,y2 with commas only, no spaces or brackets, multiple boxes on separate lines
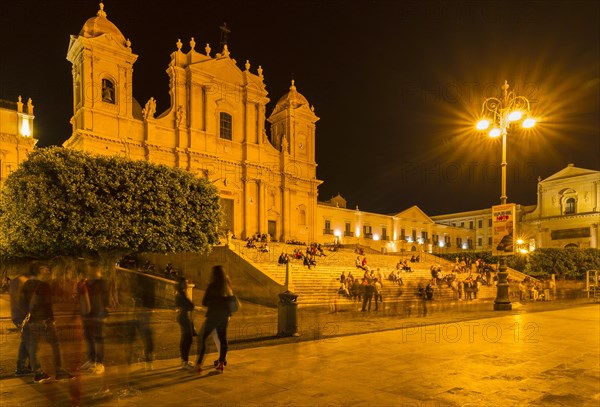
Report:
242,178,250,240
258,180,265,234
282,187,289,242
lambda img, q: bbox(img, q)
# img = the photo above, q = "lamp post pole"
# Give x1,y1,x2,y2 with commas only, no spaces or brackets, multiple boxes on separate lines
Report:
475,80,536,311
500,129,508,205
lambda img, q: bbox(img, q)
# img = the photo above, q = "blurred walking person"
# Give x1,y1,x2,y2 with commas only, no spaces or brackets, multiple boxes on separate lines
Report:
79,259,109,375
22,262,74,383
196,266,237,373
175,276,195,370
9,264,34,376
132,272,156,370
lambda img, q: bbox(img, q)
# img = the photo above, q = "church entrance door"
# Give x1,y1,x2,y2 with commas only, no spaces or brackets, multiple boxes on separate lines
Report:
268,220,277,242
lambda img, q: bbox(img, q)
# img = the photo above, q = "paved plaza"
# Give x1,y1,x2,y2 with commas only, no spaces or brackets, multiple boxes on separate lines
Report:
0,302,598,407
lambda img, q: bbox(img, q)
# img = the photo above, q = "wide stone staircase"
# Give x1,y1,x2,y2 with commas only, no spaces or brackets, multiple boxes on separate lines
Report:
228,241,498,308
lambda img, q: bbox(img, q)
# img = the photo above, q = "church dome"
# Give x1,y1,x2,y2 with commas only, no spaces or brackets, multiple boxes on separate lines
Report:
79,3,126,46
275,80,310,110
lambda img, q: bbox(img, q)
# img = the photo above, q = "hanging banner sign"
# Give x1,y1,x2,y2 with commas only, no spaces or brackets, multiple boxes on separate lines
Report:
492,203,516,256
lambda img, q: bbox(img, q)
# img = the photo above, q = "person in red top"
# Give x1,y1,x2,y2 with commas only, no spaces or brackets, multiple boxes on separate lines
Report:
361,257,368,269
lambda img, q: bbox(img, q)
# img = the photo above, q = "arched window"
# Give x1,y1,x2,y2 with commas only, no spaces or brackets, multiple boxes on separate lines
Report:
220,112,232,140
565,198,576,214
101,79,115,104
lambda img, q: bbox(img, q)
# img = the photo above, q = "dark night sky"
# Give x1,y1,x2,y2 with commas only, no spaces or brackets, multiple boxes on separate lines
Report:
1,0,598,215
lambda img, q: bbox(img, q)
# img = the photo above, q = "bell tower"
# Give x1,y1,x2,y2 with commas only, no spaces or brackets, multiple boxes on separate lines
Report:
268,80,319,172
268,80,321,242
65,2,138,151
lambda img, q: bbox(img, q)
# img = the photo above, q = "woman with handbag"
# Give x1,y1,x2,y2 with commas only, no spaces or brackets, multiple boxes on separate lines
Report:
175,277,195,370
196,265,237,373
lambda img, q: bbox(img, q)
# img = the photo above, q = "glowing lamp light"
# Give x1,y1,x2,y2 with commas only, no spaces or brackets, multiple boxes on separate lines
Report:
334,230,341,237
373,234,380,241
489,128,502,138
462,243,468,249
438,242,445,248
522,118,536,128
476,119,490,131
355,228,361,238
517,239,524,245
21,118,31,137
507,111,522,121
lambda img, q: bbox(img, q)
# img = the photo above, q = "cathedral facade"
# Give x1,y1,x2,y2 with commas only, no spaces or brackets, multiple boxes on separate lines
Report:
64,4,320,243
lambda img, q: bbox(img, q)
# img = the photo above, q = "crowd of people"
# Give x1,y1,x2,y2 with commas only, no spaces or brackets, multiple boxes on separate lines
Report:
8,260,239,391
518,277,555,302
276,243,327,269
337,270,384,312
245,233,271,248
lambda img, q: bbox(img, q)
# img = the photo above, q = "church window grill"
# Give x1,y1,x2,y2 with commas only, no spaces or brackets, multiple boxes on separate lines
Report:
220,112,232,140
565,197,576,214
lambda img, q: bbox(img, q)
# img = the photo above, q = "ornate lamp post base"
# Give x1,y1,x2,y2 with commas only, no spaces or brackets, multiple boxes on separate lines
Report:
494,257,512,311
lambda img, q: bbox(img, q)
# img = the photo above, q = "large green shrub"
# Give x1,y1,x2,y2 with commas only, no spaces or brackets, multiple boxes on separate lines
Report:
0,147,222,260
525,248,600,280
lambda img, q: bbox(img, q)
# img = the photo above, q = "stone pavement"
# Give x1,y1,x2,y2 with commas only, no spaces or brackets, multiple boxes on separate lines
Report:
0,303,598,407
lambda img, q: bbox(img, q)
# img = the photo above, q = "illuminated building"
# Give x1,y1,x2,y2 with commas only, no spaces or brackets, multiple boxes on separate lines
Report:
432,164,600,250
0,96,36,187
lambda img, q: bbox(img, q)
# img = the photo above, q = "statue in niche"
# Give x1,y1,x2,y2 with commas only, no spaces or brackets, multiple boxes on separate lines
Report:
142,97,156,119
176,105,185,127
281,134,288,153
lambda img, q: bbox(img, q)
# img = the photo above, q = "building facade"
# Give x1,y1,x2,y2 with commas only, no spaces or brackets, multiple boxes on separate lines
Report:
64,4,320,243
521,164,599,249
0,97,36,187
316,197,475,254
432,164,600,250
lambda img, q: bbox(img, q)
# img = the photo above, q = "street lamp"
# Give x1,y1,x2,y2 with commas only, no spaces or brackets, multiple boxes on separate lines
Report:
475,80,536,311
476,80,536,205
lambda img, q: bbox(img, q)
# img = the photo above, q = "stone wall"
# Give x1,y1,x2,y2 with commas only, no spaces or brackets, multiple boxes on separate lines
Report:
137,246,283,307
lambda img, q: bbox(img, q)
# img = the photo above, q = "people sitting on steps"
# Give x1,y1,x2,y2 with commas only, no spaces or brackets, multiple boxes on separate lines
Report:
278,253,289,265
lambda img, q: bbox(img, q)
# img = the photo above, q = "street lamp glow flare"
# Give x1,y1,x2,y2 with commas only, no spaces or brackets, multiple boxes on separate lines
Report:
508,111,522,121
475,80,536,205
489,128,502,138
476,119,490,130
522,118,536,128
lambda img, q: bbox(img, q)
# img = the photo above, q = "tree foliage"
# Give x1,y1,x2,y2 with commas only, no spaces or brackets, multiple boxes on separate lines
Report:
436,248,600,279
524,248,600,280
0,147,222,260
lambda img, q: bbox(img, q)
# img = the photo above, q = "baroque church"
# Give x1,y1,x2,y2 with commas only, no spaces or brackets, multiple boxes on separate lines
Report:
2,3,598,253
64,3,320,243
